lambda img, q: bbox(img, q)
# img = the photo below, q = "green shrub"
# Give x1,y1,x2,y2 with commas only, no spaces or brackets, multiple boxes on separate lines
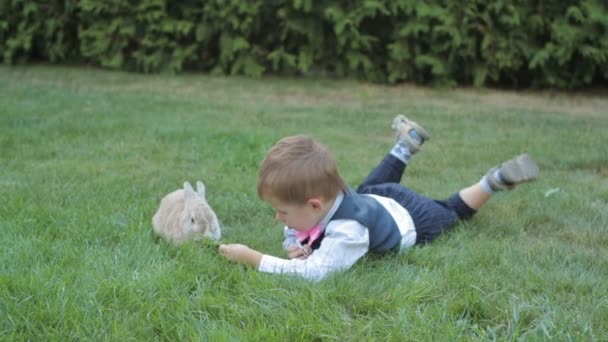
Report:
1,0,606,88
0,0,79,63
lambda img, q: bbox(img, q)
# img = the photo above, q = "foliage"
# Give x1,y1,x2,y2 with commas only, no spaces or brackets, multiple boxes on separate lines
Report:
0,0,79,63
1,0,607,88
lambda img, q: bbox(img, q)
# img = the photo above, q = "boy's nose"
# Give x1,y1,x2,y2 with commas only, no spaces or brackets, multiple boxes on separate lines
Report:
275,212,284,223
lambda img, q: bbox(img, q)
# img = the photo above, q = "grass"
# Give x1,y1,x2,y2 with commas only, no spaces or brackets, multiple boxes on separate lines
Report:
1,65,607,340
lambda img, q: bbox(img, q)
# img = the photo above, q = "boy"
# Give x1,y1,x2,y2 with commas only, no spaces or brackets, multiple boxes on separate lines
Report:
219,116,539,282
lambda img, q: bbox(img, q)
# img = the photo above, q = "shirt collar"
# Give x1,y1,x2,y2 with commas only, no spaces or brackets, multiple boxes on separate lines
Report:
316,191,344,230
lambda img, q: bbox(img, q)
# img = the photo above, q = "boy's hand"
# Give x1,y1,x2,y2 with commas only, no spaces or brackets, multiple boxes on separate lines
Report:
286,245,312,260
219,244,263,268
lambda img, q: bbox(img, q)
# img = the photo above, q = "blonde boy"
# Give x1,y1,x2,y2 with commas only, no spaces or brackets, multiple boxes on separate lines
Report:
219,116,539,282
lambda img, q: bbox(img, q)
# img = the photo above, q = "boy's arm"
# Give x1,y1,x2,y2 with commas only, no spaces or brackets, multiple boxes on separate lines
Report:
219,244,264,268
219,220,369,282
258,220,369,282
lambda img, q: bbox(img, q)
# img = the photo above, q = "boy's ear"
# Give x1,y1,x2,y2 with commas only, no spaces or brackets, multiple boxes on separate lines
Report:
307,198,323,211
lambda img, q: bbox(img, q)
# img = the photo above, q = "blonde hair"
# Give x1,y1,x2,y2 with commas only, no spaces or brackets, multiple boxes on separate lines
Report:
257,135,347,204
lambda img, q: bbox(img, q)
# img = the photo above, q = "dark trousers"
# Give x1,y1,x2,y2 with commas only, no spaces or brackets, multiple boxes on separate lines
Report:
356,154,477,244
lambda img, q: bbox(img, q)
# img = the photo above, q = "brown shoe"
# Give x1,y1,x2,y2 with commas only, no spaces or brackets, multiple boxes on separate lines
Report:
486,154,539,191
391,115,431,154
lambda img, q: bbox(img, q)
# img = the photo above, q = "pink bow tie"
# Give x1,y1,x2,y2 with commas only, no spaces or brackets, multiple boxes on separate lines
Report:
296,225,323,246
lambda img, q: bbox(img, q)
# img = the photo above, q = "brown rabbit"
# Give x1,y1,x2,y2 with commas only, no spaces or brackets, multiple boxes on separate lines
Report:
152,181,221,244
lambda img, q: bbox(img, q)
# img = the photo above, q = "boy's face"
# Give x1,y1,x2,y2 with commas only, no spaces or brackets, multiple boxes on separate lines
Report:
266,196,323,232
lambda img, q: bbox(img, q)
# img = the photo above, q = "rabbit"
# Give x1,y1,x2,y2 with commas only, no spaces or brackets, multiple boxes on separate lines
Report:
152,181,221,244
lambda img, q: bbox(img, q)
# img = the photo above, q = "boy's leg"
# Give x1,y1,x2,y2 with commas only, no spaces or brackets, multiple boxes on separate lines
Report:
366,154,540,244
357,116,431,191
454,184,490,211
429,153,540,236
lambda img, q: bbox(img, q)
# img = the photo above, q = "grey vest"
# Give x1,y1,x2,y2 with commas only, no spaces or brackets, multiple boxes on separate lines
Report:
330,189,402,253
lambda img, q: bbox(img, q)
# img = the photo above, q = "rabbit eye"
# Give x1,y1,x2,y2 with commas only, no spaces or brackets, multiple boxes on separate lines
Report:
190,217,195,224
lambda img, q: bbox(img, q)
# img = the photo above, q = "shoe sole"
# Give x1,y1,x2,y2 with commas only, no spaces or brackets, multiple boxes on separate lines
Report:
500,154,539,185
407,120,431,140
391,115,431,140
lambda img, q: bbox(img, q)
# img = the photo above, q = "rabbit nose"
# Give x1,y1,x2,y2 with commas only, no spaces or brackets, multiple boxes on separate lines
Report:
208,226,221,240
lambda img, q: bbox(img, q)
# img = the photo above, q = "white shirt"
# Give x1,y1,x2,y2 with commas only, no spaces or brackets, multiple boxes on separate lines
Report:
257,192,417,282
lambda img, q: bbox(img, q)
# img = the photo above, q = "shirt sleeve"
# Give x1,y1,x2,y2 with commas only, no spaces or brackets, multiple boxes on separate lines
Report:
282,227,299,251
258,220,370,282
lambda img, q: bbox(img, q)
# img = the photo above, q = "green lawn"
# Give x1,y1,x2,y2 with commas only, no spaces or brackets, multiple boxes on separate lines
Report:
1,66,607,340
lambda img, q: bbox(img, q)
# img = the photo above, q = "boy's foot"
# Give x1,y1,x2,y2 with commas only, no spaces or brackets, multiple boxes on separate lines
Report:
485,154,539,191
391,115,431,154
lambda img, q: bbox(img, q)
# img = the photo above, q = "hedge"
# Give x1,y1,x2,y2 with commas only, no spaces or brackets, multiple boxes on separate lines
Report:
1,0,607,89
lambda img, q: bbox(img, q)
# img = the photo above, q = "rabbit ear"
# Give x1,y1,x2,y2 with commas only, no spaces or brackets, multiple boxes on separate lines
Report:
184,181,196,201
196,181,206,198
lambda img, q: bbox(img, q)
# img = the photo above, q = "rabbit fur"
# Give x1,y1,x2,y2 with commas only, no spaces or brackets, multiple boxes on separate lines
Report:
152,181,221,244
